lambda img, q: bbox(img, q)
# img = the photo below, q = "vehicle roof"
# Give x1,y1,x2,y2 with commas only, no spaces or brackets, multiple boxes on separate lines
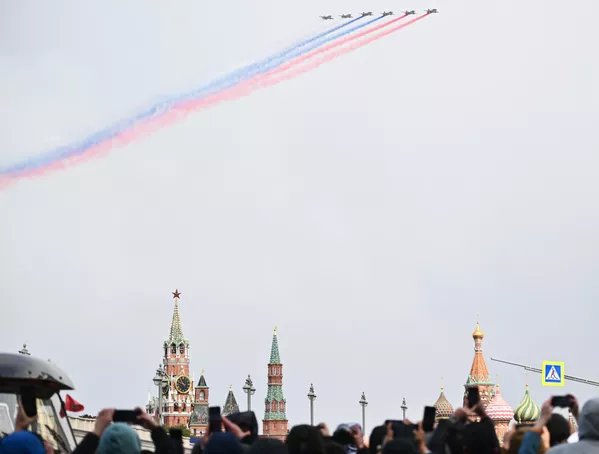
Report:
0,353,74,399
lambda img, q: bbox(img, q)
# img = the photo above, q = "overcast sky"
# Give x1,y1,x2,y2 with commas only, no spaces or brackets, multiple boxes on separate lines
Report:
1,0,598,432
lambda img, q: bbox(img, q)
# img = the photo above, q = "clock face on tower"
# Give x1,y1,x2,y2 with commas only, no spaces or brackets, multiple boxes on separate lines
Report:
175,375,191,394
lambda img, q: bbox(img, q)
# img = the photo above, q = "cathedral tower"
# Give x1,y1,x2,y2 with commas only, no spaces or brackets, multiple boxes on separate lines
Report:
190,371,209,436
464,321,495,407
162,290,193,427
263,327,288,439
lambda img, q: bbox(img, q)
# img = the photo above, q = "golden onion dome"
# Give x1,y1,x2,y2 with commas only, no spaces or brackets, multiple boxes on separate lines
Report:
472,322,484,340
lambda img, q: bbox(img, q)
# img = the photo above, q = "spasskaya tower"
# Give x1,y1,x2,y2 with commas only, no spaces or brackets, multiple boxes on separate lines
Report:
162,290,193,427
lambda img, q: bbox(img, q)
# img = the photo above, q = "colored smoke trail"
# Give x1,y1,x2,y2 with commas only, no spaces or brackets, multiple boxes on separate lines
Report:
0,15,429,187
165,15,366,106
0,18,365,179
174,14,429,112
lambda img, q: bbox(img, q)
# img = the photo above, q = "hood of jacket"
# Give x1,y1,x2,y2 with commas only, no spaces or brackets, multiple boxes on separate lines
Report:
578,398,599,441
98,423,141,454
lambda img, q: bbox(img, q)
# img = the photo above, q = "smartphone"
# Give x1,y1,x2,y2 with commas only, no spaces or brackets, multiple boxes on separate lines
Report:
467,387,480,408
551,396,573,408
422,406,436,432
113,409,141,423
20,387,37,418
209,406,222,434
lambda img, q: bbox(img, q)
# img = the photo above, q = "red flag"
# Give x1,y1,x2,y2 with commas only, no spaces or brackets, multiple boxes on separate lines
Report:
60,394,84,417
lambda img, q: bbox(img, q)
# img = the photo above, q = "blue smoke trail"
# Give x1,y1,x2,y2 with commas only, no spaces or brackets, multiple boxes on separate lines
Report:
1,18,364,177
2,16,385,176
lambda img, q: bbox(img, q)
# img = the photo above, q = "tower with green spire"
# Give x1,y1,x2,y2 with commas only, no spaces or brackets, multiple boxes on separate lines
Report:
161,290,192,428
263,327,288,439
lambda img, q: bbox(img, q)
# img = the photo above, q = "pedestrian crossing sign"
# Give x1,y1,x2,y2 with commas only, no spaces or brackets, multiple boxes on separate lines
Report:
542,361,565,387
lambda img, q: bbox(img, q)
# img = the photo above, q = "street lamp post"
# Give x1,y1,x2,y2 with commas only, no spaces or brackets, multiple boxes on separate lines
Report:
153,365,168,426
242,375,256,411
307,384,316,425
359,392,368,434
401,398,408,420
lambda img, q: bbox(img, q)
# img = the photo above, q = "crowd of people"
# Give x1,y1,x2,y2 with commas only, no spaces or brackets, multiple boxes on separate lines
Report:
1,393,598,454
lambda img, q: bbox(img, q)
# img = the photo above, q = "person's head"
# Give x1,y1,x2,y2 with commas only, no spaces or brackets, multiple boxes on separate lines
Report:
545,414,570,446
226,411,259,445
323,439,346,454
463,420,500,454
249,438,289,454
506,428,545,454
0,431,46,454
287,424,325,454
97,423,141,454
381,439,417,454
204,432,244,454
368,426,387,454
331,425,354,447
578,397,599,441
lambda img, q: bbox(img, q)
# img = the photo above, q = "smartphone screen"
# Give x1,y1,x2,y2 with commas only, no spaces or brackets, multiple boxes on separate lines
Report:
551,396,572,408
422,406,436,432
209,406,222,433
113,409,141,423
20,387,37,418
467,387,480,408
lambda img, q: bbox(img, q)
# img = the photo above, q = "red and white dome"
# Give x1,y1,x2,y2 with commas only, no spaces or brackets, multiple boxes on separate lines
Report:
486,385,514,422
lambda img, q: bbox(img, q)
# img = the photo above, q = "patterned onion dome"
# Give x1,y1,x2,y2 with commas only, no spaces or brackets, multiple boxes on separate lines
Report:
486,385,514,421
514,384,540,423
434,388,454,419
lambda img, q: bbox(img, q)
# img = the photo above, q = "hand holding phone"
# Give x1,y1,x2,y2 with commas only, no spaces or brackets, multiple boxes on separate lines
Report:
209,406,222,434
113,409,142,423
467,387,480,409
20,387,37,418
551,396,573,408
422,406,436,432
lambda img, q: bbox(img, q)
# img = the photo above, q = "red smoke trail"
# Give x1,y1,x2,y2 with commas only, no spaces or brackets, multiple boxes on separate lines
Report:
0,14,429,188
173,14,428,111
255,14,429,87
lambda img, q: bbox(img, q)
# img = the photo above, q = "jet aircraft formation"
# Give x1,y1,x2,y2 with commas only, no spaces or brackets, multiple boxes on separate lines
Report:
321,9,437,19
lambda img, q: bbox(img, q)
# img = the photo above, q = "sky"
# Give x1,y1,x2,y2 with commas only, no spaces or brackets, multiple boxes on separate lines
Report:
1,0,599,433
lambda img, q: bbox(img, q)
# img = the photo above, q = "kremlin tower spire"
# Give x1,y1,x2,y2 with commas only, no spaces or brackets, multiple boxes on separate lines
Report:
190,370,210,436
263,326,288,440
464,318,495,407
169,289,185,343
223,384,240,416
162,290,193,428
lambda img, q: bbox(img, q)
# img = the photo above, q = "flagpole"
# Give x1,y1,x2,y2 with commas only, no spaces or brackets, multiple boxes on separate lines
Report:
59,394,78,447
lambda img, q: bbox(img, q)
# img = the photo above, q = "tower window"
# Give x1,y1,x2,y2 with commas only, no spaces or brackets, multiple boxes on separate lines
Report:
180,343,185,355
200,391,205,400
171,344,177,354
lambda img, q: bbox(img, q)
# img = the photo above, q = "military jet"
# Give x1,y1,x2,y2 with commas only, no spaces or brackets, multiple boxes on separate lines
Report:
426,9,438,13
361,11,373,16
320,15,334,20
382,11,394,16
340,13,353,18
404,10,416,15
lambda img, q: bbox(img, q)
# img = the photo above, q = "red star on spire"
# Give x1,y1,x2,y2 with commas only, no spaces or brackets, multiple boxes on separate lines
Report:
172,289,181,299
